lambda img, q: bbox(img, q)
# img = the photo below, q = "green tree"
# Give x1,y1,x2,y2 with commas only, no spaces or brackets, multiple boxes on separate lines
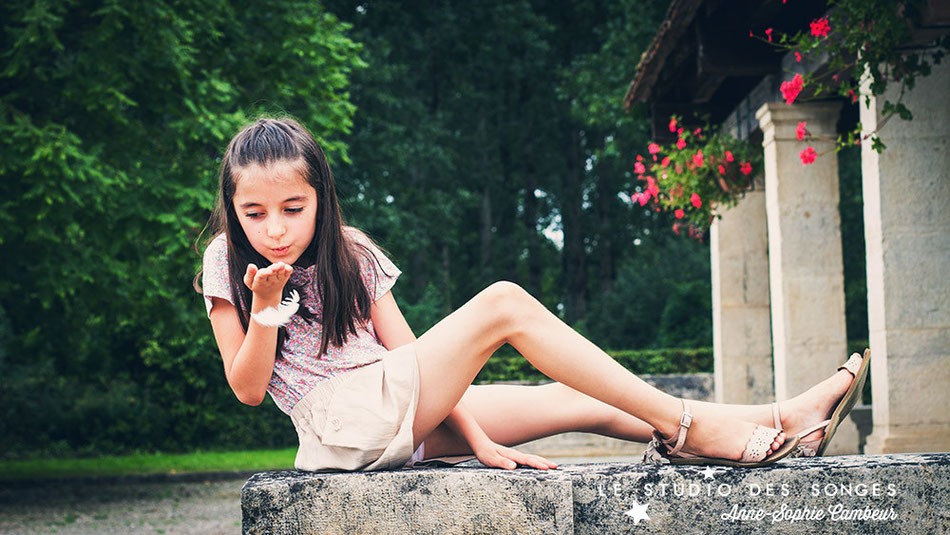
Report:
0,0,365,458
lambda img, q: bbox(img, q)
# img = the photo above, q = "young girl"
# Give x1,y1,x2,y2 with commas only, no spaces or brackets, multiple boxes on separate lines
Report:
198,117,869,472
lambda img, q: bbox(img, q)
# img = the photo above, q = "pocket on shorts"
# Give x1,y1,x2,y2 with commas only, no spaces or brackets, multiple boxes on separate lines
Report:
320,364,401,450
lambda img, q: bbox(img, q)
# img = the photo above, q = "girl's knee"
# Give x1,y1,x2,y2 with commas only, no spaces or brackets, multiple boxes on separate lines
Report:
482,281,534,336
485,280,524,299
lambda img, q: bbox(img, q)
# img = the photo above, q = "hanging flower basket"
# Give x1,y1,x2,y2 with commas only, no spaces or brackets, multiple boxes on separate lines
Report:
630,116,762,238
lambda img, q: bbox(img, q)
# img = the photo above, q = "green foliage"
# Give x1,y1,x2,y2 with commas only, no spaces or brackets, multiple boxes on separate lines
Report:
838,146,868,342
0,0,721,460
0,447,297,482
768,0,948,153
657,281,712,349
582,234,712,350
0,0,363,459
475,346,713,383
637,118,764,231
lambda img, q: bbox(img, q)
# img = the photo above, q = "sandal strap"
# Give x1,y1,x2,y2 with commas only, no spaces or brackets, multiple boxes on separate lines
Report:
771,402,782,430
838,352,863,377
796,418,832,439
739,425,781,463
657,399,692,456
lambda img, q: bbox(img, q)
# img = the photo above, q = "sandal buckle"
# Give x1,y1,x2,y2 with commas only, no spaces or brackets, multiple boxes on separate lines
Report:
680,412,692,428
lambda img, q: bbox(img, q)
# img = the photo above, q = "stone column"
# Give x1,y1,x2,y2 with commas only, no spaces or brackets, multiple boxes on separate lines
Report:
756,101,858,454
710,175,774,405
861,55,950,453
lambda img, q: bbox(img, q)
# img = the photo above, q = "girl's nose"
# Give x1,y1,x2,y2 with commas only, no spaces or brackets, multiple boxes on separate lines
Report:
266,218,286,238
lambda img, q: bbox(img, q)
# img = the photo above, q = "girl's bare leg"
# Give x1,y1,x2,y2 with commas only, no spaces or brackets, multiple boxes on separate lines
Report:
410,281,787,461
422,364,856,458
422,382,655,458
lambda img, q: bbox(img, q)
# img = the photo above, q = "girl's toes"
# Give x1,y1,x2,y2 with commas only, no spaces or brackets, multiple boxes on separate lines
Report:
771,432,785,451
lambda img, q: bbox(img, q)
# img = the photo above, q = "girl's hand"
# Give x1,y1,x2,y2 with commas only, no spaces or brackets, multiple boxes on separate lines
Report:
244,262,293,301
473,441,558,471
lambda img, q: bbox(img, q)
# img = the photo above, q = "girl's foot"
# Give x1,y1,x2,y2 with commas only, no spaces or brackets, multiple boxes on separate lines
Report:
652,400,788,462
773,363,857,445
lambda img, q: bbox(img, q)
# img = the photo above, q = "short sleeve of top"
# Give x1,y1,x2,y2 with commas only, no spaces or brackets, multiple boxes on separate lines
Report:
201,234,234,317
349,229,401,302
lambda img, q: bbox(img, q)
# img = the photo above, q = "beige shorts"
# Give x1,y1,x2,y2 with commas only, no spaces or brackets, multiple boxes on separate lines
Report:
290,343,423,472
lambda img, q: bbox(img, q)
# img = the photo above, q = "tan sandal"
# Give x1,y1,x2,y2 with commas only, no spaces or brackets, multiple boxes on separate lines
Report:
642,399,800,467
771,348,871,457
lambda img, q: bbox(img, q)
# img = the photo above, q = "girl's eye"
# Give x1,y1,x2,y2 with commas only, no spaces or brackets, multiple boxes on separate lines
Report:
245,213,263,219
286,207,304,214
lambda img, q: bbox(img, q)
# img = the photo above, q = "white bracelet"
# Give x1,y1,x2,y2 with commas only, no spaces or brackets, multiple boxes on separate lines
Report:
251,290,300,327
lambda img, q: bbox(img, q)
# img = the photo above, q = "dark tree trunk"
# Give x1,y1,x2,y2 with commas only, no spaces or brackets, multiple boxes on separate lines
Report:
523,139,542,299
596,173,615,294
561,126,587,322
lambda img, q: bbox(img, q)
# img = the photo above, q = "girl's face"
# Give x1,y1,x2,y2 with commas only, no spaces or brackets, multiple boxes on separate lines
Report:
232,160,318,265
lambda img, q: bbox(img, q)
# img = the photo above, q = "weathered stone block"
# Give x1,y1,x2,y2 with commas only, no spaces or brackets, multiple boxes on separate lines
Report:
572,453,950,534
244,453,950,534
242,467,574,534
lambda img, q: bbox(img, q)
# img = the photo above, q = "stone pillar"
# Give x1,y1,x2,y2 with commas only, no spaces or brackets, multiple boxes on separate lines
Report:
861,54,950,454
710,175,774,405
756,101,858,454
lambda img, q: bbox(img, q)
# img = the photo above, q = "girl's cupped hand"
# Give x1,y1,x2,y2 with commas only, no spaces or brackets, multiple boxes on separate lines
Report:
473,441,559,471
244,262,293,301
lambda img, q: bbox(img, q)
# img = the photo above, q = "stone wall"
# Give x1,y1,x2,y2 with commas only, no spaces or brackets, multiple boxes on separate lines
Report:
243,453,950,534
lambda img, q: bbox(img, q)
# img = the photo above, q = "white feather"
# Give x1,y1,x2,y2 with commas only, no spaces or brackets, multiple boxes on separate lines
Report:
251,290,300,327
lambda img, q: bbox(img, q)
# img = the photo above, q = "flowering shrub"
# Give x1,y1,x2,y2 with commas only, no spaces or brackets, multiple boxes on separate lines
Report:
755,0,947,161
630,116,762,237
632,0,946,237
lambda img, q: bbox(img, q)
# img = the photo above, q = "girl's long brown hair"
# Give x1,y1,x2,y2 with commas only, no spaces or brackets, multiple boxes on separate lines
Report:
194,117,394,357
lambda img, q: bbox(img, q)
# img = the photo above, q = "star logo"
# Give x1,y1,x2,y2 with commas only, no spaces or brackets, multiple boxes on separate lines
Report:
699,466,722,480
623,500,651,525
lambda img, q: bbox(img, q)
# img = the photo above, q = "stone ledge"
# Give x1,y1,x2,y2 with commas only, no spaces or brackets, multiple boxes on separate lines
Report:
243,453,949,534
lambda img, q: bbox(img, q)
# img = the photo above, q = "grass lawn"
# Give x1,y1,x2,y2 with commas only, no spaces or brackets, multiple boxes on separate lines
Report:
0,448,297,482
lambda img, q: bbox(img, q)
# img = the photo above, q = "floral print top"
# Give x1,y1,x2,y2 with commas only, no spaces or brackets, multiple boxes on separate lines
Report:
201,228,402,415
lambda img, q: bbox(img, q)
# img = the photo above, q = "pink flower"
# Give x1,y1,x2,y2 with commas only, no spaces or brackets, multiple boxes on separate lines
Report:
692,150,704,167
740,162,752,175
765,28,773,42
794,52,801,63
668,117,677,132
673,222,681,235
646,176,660,198
718,164,726,174
670,183,683,199
796,121,808,141
674,209,685,219
725,151,734,162
780,74,804,105
636,154,643,162
810,17,830,38
638,191,651,206
677,127,684,135
648,143,661,154
661,156,670,168
799,146,817,165
690,193,702,209
676,138,687,150
693,127,702,136
634,161,646,174
848,89,857,103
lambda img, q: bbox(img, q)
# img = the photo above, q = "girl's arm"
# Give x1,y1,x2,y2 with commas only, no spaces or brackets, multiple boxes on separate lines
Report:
370,291,493,451
209,262,293,406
